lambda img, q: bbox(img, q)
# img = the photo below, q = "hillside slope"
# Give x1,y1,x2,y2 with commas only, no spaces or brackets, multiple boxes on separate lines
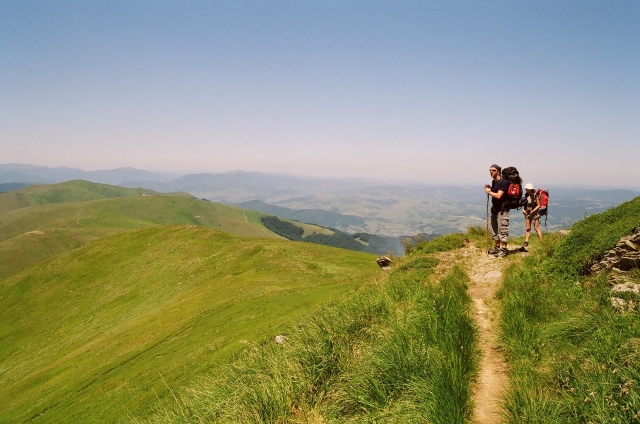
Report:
498,196,640,423
0,181,278,280
0,226,378,423
0,179,171,214
143,197,640,423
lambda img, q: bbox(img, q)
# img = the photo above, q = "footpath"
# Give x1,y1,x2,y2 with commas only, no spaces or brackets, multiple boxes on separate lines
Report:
434,242,511,424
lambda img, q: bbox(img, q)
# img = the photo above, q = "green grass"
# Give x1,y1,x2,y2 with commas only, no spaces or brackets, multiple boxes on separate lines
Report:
0,187,279,280
0,226,378,423
553,196,640,275
404,226,484,255
498,196,640,423
147,245,478,423
0,179,171,214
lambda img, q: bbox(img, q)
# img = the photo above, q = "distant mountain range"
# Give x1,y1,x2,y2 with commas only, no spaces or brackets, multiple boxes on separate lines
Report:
0,163,179,186
3,163,639,237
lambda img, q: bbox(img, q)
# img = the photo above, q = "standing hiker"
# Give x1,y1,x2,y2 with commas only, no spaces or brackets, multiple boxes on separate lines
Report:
485,164,510,257
522,183,543,247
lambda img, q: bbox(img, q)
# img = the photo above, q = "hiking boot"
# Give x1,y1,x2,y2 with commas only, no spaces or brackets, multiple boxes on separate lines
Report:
494,248,508,258
488,246,500,255
523,241,529,247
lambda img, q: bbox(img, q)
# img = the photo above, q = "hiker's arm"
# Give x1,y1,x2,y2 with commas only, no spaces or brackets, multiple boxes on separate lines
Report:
532,196,541,213
485,188,504,199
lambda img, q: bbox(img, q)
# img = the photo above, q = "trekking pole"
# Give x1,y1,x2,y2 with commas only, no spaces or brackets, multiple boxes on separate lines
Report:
486,193,490,254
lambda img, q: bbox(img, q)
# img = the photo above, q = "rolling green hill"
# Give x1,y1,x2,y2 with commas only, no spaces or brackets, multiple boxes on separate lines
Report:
0,179,173,215
0,225,378,423
0,181,279,280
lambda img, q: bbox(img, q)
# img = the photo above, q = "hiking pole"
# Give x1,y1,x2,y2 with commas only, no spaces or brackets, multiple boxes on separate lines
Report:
486,193,490,254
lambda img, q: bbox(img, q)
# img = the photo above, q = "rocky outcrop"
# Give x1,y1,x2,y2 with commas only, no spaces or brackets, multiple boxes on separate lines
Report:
590,227,640,273
589,227,640,313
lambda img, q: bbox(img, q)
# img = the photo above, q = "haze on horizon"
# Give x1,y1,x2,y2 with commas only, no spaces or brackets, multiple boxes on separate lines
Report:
1,1,638,187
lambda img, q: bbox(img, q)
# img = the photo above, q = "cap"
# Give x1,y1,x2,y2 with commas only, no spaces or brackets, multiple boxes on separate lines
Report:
525,183,534,190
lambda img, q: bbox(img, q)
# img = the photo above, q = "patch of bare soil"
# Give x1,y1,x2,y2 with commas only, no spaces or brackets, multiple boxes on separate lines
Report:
433,242,511,424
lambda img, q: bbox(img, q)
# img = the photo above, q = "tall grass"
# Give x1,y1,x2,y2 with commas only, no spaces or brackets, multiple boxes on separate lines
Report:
150,249,479,423
404,227,484,255
553,197,640,275
498,197,640,423
0,226,378,423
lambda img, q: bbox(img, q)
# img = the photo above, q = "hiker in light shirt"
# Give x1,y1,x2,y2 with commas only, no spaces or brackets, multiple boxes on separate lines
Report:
522,183,543,247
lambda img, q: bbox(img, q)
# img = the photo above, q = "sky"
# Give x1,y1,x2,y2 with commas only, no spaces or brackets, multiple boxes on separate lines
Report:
1,1,639,187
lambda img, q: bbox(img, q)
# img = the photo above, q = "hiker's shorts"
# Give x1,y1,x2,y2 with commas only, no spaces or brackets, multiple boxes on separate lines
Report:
491,210,509,243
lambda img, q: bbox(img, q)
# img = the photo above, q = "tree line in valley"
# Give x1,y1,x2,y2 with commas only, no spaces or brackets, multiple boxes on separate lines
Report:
260,215,438,256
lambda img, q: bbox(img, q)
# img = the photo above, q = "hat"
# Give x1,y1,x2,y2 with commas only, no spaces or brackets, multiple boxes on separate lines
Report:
525,183,534,190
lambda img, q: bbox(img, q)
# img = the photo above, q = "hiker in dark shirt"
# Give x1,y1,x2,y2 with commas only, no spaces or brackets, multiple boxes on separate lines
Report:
522,183,543,247
485,164,510,257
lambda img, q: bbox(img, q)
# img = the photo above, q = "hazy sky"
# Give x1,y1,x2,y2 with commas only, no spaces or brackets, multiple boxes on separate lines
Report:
2,1,638,186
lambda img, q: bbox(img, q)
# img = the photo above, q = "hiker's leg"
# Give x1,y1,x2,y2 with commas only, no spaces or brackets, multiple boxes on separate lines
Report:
498,210,509,249
525,215,532,242
490,212,500,245
534,218,542,240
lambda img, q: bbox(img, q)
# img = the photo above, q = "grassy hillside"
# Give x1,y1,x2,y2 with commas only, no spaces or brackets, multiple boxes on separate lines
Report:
0,226,378,423
0,180,169,214
498,196,640,423
0,182,279,280
146,231,482,423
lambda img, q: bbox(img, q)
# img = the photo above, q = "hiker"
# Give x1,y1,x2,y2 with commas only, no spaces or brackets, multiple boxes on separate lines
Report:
522,183,543,247
485,164,510,257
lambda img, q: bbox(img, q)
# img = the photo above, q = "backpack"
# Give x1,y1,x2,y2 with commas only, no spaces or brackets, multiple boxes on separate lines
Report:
535,188,549,226
500,167,522,211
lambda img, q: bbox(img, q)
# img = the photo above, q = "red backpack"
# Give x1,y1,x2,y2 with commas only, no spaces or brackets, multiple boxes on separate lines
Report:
535,188,549,225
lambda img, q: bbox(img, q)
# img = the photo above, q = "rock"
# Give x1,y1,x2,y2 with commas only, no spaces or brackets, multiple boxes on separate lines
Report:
590,230,640,274
617,240,638,251
619,254,640,271
275,335,288,344
610,282,639,313
376,256,393,270
611,297,637,312
611,282,640,295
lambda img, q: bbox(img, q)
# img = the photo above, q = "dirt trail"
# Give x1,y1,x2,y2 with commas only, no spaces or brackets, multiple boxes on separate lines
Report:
434,242,510,424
